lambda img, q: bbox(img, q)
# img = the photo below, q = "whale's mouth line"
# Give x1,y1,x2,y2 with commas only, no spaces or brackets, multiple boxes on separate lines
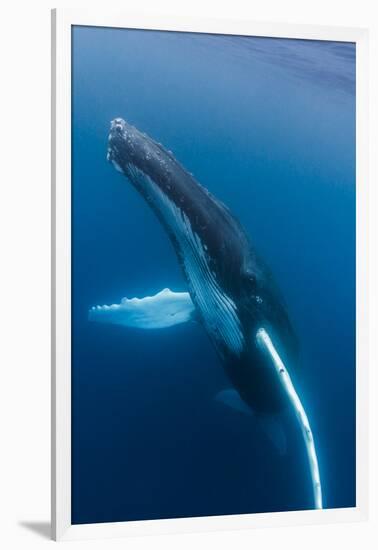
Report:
107,142,133,175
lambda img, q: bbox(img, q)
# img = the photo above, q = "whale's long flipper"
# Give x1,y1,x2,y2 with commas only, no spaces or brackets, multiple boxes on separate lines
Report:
88,288,195,329
256,328,323,509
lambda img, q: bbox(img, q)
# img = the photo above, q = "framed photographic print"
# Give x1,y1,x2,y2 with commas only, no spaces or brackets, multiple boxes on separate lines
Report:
51,9,369,541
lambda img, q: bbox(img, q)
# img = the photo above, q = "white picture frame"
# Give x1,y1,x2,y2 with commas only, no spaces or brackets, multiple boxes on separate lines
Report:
51,8,369,542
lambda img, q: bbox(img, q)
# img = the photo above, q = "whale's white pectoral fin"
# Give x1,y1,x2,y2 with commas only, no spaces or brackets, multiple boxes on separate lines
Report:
88,288,195,330
256,328,323,509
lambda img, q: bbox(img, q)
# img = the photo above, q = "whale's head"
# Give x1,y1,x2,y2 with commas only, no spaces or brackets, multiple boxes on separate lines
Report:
107,117,169,185
107,118,142,174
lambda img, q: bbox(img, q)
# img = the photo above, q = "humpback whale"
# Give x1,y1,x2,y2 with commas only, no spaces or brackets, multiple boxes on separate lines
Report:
94,117,322,509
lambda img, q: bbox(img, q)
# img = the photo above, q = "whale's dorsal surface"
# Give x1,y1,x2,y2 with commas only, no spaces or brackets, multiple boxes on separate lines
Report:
89,288,195,329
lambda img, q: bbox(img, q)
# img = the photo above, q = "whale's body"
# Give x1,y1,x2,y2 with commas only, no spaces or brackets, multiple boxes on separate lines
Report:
107,118,298,415
100,117,322,508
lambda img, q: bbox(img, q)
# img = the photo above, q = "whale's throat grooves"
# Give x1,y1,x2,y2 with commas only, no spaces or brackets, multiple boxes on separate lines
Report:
125,164,244,356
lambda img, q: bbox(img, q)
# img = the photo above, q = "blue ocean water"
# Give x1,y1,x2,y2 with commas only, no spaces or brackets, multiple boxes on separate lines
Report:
72,26,356,524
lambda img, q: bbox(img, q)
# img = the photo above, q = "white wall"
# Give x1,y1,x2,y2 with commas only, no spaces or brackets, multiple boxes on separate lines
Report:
0,0,376,548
